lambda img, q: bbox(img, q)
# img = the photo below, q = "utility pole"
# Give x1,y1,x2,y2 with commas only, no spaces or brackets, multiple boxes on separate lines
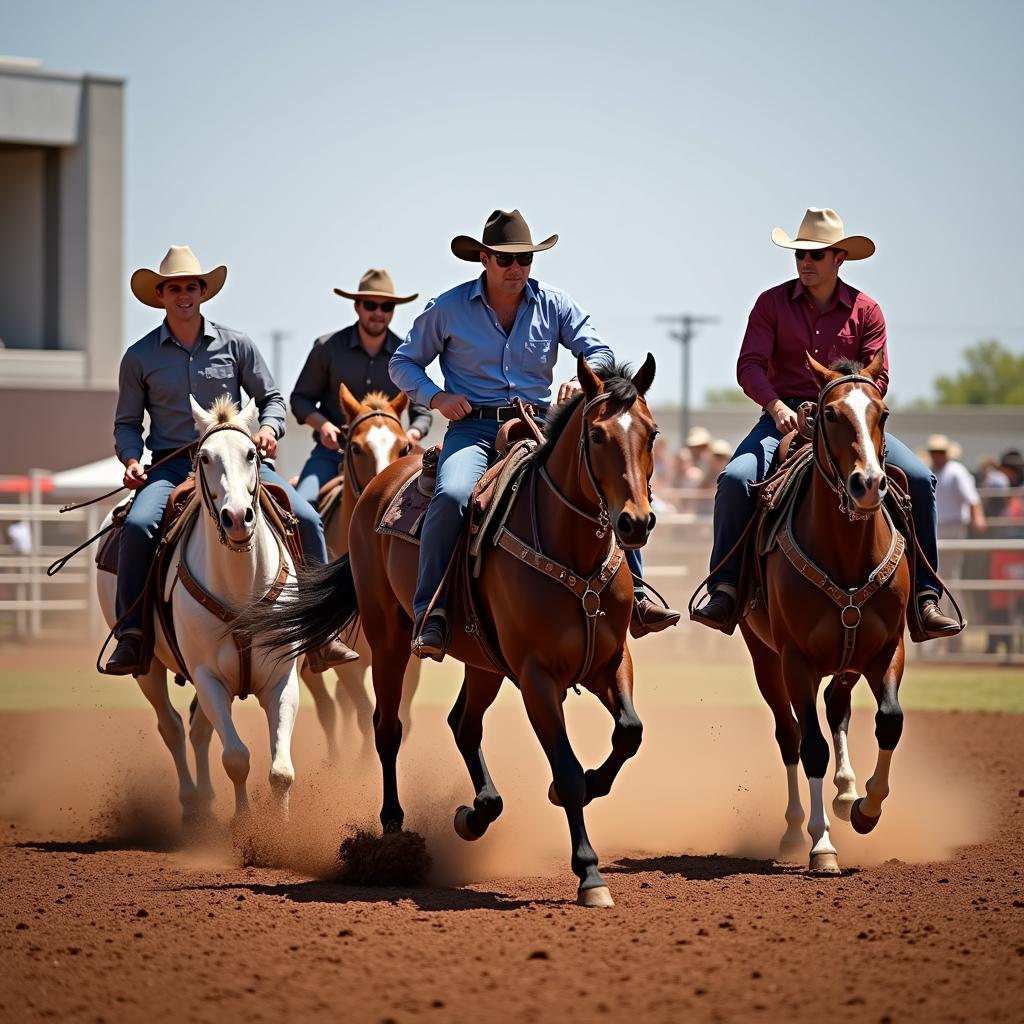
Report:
268,329,290,387
654,313,720,442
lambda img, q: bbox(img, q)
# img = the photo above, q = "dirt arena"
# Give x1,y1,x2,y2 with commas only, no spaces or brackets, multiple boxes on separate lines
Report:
0,650,1022,1023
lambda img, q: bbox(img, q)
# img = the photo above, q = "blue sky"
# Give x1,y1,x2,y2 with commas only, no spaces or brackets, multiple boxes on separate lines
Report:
7,0,1023,407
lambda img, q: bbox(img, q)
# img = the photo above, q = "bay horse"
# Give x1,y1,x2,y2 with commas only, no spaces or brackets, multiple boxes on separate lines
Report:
97,396,301,823
242,355,658,906
301,386,422,761
741,353,909,873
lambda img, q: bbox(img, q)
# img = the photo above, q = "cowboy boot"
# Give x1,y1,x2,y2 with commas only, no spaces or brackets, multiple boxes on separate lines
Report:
411,610,448,661
104,632,144,676
630,595,681,638
690,588,737,633
917,595,963,640
307,635,359,673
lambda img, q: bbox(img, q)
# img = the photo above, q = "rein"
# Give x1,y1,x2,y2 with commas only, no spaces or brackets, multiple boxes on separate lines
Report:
342,408,406,498
194,422,262,552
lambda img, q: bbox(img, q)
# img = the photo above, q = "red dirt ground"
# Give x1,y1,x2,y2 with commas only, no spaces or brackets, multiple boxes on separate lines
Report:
0,700,1021,1023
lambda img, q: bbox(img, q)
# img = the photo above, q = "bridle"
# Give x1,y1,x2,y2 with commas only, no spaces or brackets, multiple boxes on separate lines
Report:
193,423,262,552
342,408,407,499
812,374,887,522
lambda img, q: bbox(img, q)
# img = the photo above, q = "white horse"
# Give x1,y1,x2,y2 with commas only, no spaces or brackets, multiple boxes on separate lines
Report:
97,396,300,822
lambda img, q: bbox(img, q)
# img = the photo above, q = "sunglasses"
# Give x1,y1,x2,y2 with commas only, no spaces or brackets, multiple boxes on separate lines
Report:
794,248,837,262
490,252,534,267
360,300,395,313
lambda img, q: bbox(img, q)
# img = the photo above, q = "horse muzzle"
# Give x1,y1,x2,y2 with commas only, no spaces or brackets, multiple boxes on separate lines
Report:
614,508,656,549
220,505,256,547
847,469,887,511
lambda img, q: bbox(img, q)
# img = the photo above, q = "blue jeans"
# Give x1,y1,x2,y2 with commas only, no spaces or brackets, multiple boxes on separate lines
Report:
115,456,328,636
412,420,645,620
295,442,343,507
708,408,940,595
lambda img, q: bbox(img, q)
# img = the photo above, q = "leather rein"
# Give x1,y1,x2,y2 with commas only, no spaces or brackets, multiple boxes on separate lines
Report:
194,422,263,552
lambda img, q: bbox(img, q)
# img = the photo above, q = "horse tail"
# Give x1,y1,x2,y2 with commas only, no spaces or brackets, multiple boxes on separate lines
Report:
235,555,360,658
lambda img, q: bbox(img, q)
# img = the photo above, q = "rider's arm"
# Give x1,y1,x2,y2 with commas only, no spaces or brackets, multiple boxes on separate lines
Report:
237,335,287,440
113,348,146,466
389,299,446,410
736,290,780,410
290,337,329,428
859,302,889,398
407,400,433,440
555,290,614,373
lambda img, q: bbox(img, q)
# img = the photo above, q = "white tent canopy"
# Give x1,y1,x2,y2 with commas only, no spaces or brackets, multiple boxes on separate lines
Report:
50,456,124,494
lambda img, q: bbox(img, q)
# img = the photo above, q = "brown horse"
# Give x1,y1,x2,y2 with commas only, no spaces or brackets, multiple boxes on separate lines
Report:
741,352,910,873
245,355,659,906
301,386,419,761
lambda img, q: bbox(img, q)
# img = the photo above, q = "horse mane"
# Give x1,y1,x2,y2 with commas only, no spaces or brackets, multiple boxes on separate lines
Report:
209,394,241,424
830,357,865,377
536,362,638,465
362,391,394,411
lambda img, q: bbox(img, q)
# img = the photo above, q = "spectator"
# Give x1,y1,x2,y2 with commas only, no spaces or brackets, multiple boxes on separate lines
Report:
705,439,733,487
685,426,712,479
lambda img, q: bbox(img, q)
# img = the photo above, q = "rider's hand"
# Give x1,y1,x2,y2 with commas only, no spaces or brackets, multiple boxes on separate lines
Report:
319,421,343,451
431,392,472,421
254,426,278,459
557,378,582,404
406,428,423,443
123,460,148,490
766,399,798,435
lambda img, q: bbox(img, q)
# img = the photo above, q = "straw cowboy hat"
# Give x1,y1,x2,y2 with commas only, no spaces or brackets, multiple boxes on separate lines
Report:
334,268,418,304
771,208,875,261
451,209,558,262
130,246,227,308
685,426,712,448
926,434,951,452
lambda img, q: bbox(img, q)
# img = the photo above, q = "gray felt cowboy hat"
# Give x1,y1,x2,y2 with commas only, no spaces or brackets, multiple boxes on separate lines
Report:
771,208,876,261
130,246,227,308
334,268,418,304
451,209,559,262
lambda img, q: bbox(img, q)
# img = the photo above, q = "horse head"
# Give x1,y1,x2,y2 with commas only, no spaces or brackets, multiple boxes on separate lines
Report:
807,351,889,514
575,352,659,548
189,395,261,549
338,384,412,495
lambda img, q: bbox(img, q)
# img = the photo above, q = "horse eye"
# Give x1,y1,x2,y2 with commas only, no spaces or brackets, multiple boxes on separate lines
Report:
879,410,890,425
351,442,364,455
246,449,256,461
648,430,660,449
589,429,605,444
824,408,838,422
200,452,210,464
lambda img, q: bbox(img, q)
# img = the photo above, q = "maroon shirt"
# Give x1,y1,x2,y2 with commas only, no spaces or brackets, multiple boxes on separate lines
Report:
736,278,889,407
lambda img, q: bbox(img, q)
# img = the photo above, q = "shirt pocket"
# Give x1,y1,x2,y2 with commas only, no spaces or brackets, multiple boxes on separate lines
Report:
520,325,555,377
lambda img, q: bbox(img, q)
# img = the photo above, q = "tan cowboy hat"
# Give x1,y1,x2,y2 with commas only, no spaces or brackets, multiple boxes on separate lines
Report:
130,246,227,308
771,208,875,261
686,426,712,448
710,439,733,458
334,268,418,304
926,433,951,453
451,209,558,262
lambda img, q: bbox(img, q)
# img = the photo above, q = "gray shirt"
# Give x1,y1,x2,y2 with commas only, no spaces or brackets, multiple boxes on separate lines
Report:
114,318,287,464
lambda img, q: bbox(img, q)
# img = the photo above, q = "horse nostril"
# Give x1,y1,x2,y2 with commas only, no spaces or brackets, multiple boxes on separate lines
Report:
848,471,866,498
244,507,255,525
647,512,657,532
878,476,888,495
616,512,635,537
220,508,233,530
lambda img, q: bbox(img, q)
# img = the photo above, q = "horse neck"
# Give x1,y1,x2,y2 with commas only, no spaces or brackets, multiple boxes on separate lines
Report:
802,450,891,590
535,402,611,572
189,509,281,609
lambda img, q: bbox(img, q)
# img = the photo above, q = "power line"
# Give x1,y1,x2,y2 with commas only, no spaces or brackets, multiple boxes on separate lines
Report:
654,313,720,440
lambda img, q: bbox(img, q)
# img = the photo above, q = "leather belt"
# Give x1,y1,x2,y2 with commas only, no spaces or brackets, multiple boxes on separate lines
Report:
467,404,547,422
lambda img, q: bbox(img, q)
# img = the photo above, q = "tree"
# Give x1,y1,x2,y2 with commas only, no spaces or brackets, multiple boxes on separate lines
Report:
932,340,1024,405
703,386,748,405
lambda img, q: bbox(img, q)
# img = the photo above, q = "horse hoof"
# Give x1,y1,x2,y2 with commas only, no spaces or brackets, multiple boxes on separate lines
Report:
778,831,805,864
453,805,481,842
832,793,856,822
577,885,614,908
809,851,841,875
547,782,562,807
850,798,880,834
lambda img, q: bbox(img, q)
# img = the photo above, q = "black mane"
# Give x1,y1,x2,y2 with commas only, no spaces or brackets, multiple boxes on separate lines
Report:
537,361,637,463
830,357,865,377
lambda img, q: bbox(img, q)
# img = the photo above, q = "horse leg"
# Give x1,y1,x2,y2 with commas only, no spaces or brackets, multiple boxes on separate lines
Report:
520,665,612,907
824,674,858,821
136,663,199,823
299,658,339,763
851,640,905,834
187,696,216,819
334,659,375,760
448,667,504,840
369,643,409,833
548,648,642,807
781,645,838,874
740,623,804,860
192,668,250,821
260,665,300,816
399,656,422,745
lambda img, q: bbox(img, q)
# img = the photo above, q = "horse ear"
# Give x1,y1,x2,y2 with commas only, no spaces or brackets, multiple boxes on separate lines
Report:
389,390,410,417
191,395,215,434
338,383,363,424
631,352,656,397
863,350,886,383
239,397,260,436
576,354,602,400
807,352,841,390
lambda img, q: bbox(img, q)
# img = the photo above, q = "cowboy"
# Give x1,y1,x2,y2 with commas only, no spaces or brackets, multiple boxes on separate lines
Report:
692,208,961,640
104,246,357,675
389,209,680,657
290,269,433,506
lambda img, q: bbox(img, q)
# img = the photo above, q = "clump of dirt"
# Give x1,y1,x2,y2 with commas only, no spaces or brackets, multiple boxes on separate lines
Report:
90,788,180,852
334,827,432,886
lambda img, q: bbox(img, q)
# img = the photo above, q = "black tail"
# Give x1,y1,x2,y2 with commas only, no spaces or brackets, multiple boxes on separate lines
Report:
233,554,359,658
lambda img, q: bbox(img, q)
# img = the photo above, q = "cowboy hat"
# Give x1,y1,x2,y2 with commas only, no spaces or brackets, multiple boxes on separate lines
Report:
926,433,951,452
685,426,712,448
771,208,875,261
451,209,558,262
130,246,227,308
334,268,418,304
710,439,733,459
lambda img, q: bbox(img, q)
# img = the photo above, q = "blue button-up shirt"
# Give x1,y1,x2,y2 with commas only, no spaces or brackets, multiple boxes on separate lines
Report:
113,318,286,464
389,274,614,409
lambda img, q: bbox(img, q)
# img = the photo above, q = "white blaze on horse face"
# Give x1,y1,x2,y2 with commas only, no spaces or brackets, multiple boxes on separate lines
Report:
843,388,883,478
616,412,633,434
204,431,257,538
365,423,399,476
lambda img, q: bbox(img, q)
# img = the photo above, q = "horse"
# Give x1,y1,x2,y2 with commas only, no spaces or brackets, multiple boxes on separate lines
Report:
300,385,423,761
240,355,659,907
97,396,301,823
739,352,910,873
